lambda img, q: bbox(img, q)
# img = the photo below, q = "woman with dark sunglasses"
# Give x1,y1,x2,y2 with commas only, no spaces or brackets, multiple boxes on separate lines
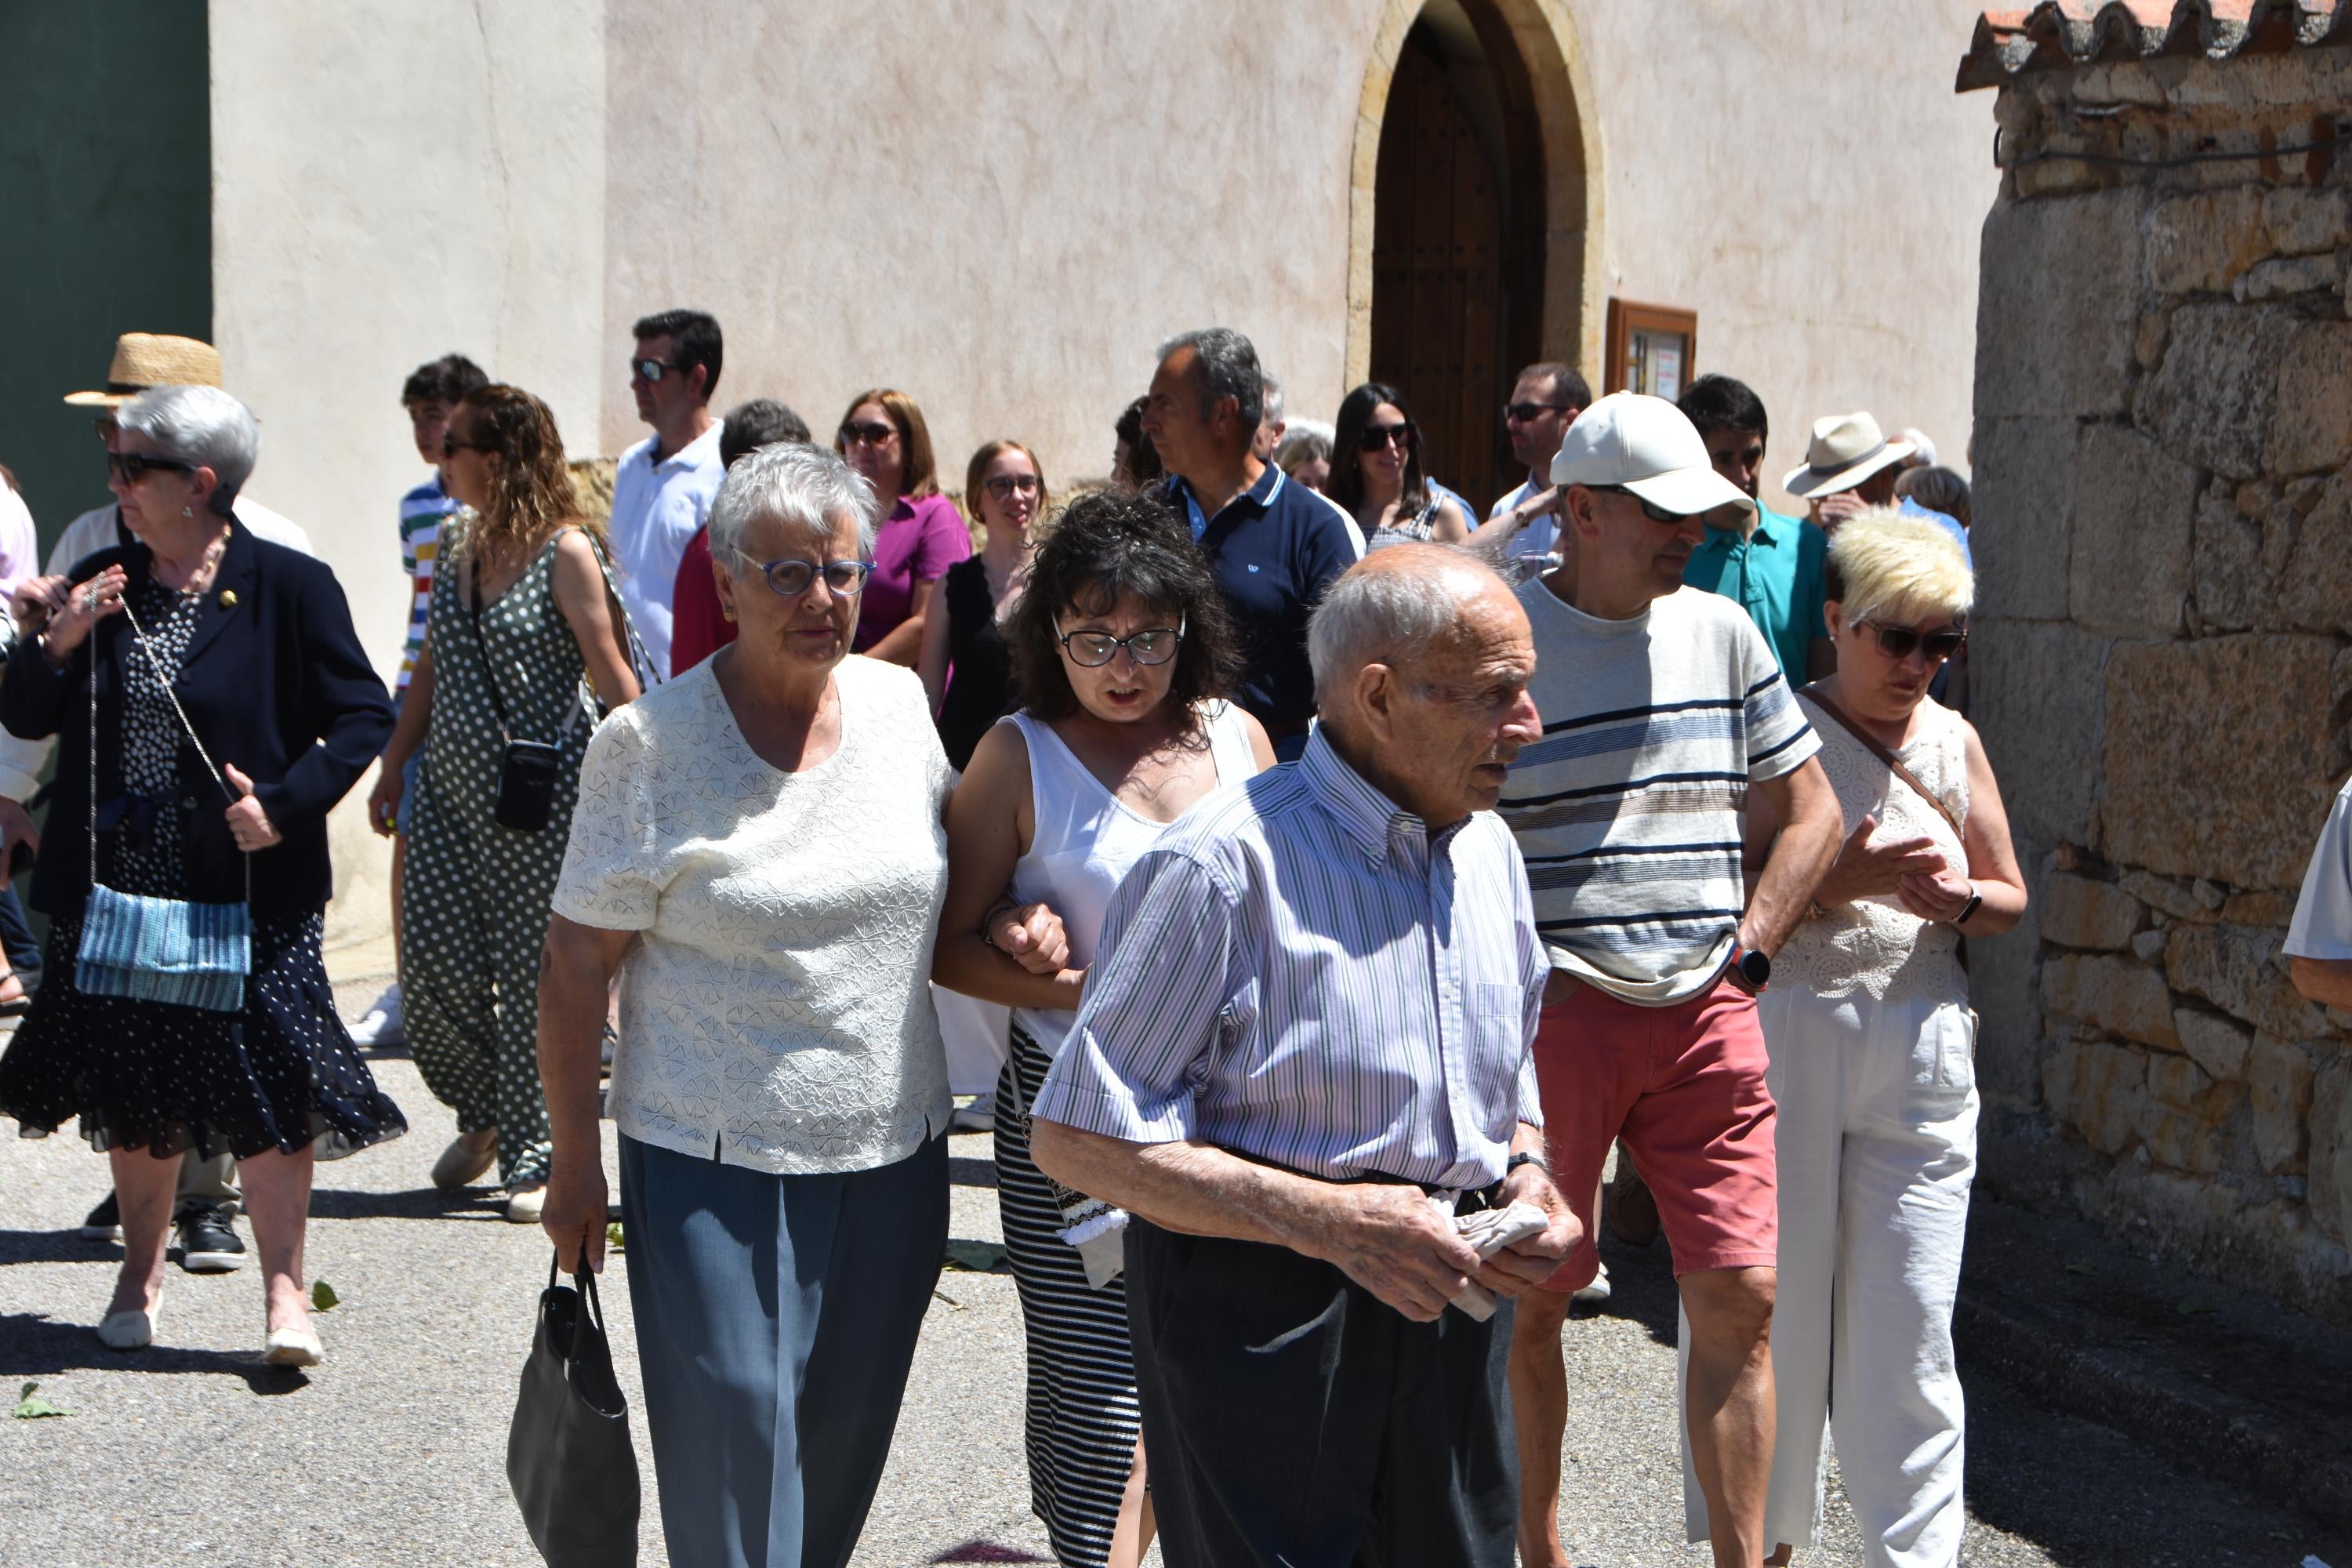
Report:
933,489,1272,1568
1327,381,1472,550
832,387,971,665
1727,507,2027,1566
538,442,963,1568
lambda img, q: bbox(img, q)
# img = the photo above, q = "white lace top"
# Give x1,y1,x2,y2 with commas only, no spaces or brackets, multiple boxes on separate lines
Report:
552,655,954,1174
1774,691,1971,1006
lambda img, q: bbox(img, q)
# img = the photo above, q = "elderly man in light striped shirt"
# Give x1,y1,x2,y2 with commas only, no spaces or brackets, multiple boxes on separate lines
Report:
1032,543,1578,1568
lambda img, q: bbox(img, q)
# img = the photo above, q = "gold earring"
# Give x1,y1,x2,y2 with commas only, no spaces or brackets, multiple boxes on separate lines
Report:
721,606,737,622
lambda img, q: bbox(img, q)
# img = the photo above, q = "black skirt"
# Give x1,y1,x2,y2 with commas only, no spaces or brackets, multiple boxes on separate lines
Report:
0,909,406,1161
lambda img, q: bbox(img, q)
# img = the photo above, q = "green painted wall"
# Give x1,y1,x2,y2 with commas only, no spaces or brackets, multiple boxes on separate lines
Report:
0,3,211,557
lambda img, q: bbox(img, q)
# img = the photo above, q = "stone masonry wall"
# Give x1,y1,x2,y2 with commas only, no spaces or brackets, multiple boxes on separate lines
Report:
1970,46,2352,1323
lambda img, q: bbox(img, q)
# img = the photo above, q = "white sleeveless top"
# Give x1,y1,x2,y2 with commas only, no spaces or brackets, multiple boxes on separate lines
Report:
1775,691,1971,1006
1007,700,1258,1057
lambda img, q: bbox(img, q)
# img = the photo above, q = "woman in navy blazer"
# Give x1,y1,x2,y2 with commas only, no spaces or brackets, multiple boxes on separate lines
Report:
0,386,403,1367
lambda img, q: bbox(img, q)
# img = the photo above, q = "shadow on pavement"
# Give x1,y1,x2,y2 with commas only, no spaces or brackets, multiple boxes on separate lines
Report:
948,1156,998,1190
0,1228,122,1267
308,1187,507,1222
0,1311,313,1394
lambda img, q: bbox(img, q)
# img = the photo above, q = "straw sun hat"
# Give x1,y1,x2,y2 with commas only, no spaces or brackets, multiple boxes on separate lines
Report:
63,333,226,408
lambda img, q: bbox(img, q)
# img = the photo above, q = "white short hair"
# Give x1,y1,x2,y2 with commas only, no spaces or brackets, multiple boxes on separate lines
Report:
1259,372,1286,430
115,385,260,514
1308,548,1508,702
707,441,879,564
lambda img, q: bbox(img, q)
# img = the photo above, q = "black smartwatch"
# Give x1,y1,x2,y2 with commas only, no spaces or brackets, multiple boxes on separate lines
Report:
1505,1150,1551,1180
1727,939,1771,993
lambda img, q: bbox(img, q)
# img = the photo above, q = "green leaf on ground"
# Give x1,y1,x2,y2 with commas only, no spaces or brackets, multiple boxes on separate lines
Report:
13,1381,69,1419
943,1240,1010,1274
607,1221,626,1254
310,1280,339,1312
2176,1300,2217,1316
2064,1260,2095,1276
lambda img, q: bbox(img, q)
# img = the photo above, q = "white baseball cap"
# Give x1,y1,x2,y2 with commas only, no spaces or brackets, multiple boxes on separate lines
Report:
1549,392,1755,517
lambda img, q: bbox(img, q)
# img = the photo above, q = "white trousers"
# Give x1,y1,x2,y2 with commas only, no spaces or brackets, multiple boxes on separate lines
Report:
1682,985,1979,1566
932,984,1011,1097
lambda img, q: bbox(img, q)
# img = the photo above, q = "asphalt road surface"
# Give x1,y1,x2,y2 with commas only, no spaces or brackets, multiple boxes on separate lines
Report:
2,1036,2344,1566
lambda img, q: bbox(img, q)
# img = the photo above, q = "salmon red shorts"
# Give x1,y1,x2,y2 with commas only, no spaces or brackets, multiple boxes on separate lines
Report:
1533,975,1777,1293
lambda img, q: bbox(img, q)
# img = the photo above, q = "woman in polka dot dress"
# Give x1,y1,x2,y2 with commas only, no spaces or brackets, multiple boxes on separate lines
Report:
368,385,642,1223
0,386,401,1366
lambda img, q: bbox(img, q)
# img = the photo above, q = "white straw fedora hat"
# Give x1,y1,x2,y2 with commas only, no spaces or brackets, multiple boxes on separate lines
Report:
1780,412,1917,500
1549,392,1755,517
64,333,226,408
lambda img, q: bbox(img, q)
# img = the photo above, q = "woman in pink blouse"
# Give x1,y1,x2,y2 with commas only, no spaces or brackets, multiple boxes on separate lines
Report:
833,388,971,664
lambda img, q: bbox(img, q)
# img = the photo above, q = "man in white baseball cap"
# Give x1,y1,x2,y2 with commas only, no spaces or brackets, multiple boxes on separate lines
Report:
1497,392,1845,1568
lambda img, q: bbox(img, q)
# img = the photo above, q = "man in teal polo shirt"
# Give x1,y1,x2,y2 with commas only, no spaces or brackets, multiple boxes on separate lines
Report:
1677,375,1831,684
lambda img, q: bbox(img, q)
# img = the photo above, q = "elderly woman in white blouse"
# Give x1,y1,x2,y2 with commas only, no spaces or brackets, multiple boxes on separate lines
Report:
535,442,955,1568
1714,510,2027,1568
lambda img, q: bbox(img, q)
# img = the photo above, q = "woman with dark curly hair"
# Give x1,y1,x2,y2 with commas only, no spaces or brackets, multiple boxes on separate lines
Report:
934,488,1271,1568
1329,380,1472,550
368,384,642,1222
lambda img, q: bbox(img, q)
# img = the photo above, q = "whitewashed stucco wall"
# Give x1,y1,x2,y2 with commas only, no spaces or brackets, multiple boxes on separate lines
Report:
204,0,1993,929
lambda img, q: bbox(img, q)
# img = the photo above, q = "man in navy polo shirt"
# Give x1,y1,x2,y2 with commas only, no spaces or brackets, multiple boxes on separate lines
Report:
1144,328,1358,761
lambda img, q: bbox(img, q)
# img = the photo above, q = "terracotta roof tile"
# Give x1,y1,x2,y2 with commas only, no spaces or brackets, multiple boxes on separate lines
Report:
1957,0,2351,90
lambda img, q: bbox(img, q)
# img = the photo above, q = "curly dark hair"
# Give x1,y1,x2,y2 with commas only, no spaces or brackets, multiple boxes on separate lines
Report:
1006,488,1243,728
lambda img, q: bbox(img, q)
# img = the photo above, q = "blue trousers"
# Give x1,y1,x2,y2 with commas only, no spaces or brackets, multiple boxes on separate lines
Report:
620,1133,949,1568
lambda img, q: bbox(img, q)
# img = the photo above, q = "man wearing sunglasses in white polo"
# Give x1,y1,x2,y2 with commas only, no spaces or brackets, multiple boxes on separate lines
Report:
609,308,724,677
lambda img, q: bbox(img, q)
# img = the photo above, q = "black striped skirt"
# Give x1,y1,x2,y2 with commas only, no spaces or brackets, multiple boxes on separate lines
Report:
996,1020,1142,1568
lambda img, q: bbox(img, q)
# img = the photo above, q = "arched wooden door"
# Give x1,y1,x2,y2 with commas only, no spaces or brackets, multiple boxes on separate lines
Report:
1370,37,1501,513
1367,9,1548,516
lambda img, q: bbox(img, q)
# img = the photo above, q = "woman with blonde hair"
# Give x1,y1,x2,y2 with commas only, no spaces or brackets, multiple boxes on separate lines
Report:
920,438,1044,771
835,387,969,663
368,383,641,1221
1706,508,2027,1567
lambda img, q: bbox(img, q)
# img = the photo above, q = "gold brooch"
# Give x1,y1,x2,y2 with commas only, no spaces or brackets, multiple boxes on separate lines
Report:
219,590,238,609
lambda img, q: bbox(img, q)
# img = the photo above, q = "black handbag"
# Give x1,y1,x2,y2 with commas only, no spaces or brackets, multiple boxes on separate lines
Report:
507,1254,640,1567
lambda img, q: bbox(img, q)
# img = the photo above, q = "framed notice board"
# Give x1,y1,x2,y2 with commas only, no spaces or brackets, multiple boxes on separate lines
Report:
1605,299,1697,401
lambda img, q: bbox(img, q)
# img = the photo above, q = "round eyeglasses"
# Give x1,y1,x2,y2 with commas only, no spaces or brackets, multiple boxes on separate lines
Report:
731,554,873,600
1057,615,1186,668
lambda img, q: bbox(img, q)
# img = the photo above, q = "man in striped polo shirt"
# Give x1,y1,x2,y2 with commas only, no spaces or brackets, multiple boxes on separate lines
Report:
1501,394,1844,1568
1033,545,1578,1568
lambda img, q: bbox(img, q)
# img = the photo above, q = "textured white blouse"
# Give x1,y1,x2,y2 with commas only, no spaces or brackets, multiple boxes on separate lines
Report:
553,655,953,1174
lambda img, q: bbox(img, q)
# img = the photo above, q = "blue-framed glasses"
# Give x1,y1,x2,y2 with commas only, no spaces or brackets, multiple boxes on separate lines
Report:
731,554,873,599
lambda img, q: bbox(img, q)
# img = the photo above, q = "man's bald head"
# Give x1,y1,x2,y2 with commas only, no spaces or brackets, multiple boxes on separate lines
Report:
1307,543,1541,826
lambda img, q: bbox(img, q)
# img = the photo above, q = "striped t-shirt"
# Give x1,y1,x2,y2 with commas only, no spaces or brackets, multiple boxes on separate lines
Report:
1500,579,1820,1005
397,476,457,691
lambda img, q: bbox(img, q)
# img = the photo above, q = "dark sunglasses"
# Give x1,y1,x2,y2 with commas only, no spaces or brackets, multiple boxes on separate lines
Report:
732,554,873,600
1359,422,1416,453
106,452,195,484
839,420,898,449
90,416,120,444
441,430,492,459
982,473,1042,500
1057,617,1185,669
1504,401,1575,424
1859,619,1968,662
630,357,684,383
1593,485,1683,524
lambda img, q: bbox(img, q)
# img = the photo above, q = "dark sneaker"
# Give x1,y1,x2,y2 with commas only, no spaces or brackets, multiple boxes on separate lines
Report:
174,1203,247,1273
79,1192,122,1241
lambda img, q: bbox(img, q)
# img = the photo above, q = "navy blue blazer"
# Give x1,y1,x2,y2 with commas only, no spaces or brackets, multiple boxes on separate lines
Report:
1,517,394,922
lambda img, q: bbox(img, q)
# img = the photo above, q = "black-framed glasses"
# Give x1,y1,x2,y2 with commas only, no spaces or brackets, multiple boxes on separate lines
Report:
839,420,898,449
982,473,1042,501
1359,422,1416,453
1593,485,1684,524
732,553,873,600
1057,616,1185,668
630,357,684,383
1504,401,1575,424
1858,619,1968,662
105,452,195,484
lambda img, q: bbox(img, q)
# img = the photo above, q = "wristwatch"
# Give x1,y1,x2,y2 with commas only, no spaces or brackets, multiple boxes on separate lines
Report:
1505,1150,1552,1179
1954,883,1984,927
1727,938,1771,993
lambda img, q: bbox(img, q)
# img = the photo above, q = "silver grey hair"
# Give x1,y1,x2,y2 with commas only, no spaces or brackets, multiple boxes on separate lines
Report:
1258,372,1285,430
1158,328,1263,428
707,441,879,564
114,385,260,515
1308,547,1509,703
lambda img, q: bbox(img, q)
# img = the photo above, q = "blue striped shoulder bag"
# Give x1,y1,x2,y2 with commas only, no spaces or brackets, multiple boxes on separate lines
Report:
74,592,251,1013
